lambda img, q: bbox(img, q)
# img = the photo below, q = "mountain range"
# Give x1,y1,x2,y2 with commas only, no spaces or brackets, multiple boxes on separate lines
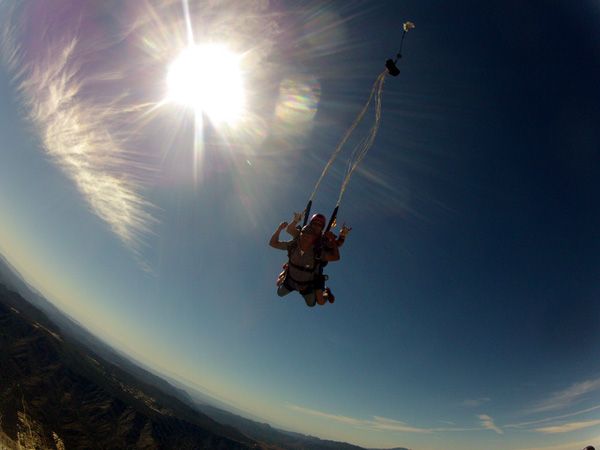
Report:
0,253,408,450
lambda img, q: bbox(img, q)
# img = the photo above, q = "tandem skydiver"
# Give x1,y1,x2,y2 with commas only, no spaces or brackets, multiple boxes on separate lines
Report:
269,212,350,307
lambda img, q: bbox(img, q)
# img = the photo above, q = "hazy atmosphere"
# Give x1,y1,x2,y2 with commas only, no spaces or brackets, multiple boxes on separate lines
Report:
1,1,599,449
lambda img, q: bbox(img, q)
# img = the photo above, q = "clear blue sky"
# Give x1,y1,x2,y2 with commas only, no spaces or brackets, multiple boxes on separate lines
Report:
1,1,599,449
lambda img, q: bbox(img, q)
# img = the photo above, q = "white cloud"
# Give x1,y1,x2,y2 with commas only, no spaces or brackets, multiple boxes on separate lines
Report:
507,404,600,429
533,419,600,434
287,404,368,428
462,397,491,407
478,414,503,434
371,416,434,434
287,404,484,434
1,4,156,256
530,378,600,413
506,402,600,439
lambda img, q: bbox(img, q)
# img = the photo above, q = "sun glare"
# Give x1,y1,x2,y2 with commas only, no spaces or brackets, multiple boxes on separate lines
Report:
167,44,244,123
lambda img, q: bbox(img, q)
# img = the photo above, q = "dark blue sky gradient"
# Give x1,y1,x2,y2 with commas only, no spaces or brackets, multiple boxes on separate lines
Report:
1,1,599,448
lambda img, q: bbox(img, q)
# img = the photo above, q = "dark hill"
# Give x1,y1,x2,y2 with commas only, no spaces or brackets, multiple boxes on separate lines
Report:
0,283,258,449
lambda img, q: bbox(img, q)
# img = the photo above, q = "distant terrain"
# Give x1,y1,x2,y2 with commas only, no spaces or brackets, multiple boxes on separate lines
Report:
0,283,258,449
0,255,408,450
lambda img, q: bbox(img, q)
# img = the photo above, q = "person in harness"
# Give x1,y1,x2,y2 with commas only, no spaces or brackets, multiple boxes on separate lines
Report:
285,212,351,304
269,219,340,307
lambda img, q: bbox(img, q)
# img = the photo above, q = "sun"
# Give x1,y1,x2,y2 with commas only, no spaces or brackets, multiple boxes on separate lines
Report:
167,44,245,124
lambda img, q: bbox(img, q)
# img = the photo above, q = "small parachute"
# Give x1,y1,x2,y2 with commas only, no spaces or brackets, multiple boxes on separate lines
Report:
403,21,416,32
386,21,416,77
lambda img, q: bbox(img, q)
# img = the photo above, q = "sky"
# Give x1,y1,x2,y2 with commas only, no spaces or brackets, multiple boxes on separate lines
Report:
1,0,599,449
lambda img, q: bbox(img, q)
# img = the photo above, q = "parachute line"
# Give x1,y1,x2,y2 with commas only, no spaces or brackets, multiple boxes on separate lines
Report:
303,21,413,216
336,71,385,205
308,70,387,203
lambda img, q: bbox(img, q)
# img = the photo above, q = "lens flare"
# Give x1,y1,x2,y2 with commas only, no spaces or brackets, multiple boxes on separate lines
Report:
275,75,321,127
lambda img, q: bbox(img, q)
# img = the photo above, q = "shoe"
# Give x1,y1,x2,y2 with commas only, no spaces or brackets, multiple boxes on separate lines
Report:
324,287,335,304
276,264,288,286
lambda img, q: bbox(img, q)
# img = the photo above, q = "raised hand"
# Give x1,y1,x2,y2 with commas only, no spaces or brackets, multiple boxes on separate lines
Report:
340,224,352,237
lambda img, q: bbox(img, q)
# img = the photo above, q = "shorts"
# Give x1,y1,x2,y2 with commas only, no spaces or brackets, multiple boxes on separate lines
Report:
277,283,316,307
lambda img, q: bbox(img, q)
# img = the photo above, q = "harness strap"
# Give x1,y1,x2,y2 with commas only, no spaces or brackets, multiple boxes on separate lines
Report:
288,261,316,273
285,271,315,291
283,235,328,292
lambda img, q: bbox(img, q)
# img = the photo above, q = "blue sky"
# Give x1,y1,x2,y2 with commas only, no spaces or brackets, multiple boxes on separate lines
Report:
1,1,600,449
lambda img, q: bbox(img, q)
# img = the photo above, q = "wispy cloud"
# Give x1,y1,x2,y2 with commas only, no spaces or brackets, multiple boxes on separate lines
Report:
533,419,600,434
462,397,491,408
504,377,600,437
0,0,281,263
287,404,483,434
287,404,372,428
507,404,600,429
478,414,503,434
529,377,600,413
287,404,431,433
1,3,156,256
371,416,435,434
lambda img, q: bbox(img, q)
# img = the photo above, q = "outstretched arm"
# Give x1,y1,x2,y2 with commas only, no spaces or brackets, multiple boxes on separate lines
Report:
285,212,302,237
269,222,289,250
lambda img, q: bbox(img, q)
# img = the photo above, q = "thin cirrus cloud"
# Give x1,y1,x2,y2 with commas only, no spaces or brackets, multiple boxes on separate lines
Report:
505,378,600,436
510,406,600,436
506,404,600,430
533,419,600,434
528,377,600,414
0,4,156,255
287,404,489,434
462,397,491,407
286,403,431,433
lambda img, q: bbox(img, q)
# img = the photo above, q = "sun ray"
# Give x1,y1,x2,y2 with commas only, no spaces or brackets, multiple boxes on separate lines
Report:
181,0,194,46
193,112,205,185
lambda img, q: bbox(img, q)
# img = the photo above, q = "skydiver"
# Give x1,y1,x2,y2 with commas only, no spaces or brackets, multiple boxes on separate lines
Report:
276,212,350,305
286,212,351,304
269,220,339,307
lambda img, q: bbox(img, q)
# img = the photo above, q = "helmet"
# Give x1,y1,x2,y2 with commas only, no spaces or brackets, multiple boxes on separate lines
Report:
309,213,326,229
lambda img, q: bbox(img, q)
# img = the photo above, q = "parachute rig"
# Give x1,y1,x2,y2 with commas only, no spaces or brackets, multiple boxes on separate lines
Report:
301,21,416,231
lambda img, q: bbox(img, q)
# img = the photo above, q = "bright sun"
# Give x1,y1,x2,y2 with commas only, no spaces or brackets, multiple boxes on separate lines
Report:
167,44,244,124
